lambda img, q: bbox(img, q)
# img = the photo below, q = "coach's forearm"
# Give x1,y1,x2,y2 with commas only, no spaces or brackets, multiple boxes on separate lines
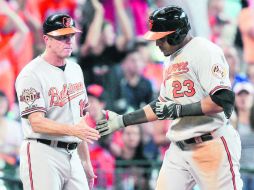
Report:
78,141,91,163
122,105,157,126
28,112,74,136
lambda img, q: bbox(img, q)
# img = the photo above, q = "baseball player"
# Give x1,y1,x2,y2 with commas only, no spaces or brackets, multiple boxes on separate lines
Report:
15,13,100,190
96,6,243,190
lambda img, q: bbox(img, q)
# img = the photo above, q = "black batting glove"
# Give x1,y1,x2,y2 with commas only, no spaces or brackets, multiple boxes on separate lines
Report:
155,99,182,120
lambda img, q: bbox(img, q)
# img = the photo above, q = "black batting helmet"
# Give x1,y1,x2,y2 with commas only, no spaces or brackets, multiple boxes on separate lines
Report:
43,13,81,36
144,6,191,45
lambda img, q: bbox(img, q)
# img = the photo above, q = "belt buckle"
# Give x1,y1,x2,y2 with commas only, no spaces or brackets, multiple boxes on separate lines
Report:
194,136,203,143
66,143,71,152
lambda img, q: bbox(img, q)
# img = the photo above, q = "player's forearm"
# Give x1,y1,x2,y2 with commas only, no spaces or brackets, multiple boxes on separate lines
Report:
180,97,222,117
200,96,223,115
122,104,157,126
28,113,75,136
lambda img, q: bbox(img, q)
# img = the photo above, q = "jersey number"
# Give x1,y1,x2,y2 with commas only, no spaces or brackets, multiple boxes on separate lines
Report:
172,80,196,98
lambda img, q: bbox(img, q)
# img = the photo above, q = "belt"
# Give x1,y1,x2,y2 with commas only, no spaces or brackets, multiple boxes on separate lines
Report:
176,133,213,150
184,133,213,144
33,139,78,151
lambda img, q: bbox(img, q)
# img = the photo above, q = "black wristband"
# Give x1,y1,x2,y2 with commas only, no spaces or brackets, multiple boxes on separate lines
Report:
122,109,148,126
181,101,204,117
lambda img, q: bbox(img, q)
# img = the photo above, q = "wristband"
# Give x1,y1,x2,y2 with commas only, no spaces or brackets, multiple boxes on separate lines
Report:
181,102,204,117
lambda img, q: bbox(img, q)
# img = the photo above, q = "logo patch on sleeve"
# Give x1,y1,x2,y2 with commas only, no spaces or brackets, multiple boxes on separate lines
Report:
20,88,40,105
212,64,226,79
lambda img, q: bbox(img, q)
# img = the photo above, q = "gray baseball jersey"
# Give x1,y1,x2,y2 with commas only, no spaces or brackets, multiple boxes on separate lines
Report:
159,37,231,142
16,56,88,143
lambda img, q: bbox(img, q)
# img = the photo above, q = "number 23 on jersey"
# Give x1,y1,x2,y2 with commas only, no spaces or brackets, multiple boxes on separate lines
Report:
172,80,196,98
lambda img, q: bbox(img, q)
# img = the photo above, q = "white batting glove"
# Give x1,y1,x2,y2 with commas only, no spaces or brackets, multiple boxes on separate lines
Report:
155,99,182,120
96,110,125,136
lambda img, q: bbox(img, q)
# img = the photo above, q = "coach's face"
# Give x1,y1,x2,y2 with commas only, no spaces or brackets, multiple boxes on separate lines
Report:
45,34,75,58
155,36,179,56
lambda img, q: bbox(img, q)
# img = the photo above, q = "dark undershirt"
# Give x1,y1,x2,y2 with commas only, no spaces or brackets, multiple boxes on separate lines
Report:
56,65,66,71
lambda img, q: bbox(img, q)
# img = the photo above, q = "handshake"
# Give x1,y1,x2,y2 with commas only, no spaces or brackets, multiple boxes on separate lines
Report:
96,99,183,136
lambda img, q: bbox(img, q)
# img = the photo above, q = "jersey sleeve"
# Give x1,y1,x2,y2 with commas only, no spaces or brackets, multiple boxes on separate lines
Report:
196,47,231,95
15,73,46,118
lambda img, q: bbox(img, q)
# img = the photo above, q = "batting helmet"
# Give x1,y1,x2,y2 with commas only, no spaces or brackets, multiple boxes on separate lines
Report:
144,6,191,45
43,13,81,36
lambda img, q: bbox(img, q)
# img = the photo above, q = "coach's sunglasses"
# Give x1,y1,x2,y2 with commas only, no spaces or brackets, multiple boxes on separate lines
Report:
47,34,75,41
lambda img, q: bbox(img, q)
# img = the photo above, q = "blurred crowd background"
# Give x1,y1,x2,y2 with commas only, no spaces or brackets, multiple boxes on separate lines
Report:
1,0,254,189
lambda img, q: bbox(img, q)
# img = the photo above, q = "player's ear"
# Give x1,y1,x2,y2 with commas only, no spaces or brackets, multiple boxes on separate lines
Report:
43,35,50,44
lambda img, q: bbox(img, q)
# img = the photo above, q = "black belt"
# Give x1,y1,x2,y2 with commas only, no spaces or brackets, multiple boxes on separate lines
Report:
184,133,213,144
176,133,213,150
35,139,78,151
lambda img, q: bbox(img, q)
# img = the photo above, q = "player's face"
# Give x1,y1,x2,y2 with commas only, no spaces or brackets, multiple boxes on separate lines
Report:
155,36,179,56
46,34,75,58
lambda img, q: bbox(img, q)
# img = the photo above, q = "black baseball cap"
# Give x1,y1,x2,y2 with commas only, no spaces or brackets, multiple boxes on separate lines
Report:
43,13,81,36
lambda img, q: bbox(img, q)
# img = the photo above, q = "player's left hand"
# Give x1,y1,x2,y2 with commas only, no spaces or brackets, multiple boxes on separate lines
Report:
96,110,125,136
155,99,182,120
83,161,96,190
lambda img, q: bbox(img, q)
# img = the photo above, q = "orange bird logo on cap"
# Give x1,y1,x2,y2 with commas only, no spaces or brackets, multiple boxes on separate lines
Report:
148,19,154,30
62,17,72,28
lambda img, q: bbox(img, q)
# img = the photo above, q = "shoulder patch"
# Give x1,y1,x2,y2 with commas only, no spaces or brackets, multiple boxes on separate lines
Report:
20,88,40,105
212,64,226,79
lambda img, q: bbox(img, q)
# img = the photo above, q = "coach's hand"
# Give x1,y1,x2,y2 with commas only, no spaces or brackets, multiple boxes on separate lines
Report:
82,161,96,190
74,113,101,143
96,110,125,136
155,99,182,120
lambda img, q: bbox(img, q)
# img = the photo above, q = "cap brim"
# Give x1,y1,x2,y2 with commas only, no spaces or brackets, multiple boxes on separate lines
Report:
144,31,174,40
47,27,82,36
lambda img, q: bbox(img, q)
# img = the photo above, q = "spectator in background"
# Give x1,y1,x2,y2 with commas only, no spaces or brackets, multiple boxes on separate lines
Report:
15,0,43,56
238,0,254,65
247,64,254,84
0,91,23,190
234,81,254,135
125,0,149,36
0,0,29,108
234,0,249,72
101,0,150,36
136,40,164,94
140,122,159,161
152,120,171,159
86,84,116,190
114,48,153,113
78,0,133,110
115,125,152,190
37,0,78,22
234,82,254,190
5,0,41,76
208,0,230,43
221,44,241,85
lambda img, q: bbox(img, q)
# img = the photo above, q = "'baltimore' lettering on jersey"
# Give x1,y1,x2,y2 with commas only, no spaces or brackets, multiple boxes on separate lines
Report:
49,82,85,107
164,61,189,81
